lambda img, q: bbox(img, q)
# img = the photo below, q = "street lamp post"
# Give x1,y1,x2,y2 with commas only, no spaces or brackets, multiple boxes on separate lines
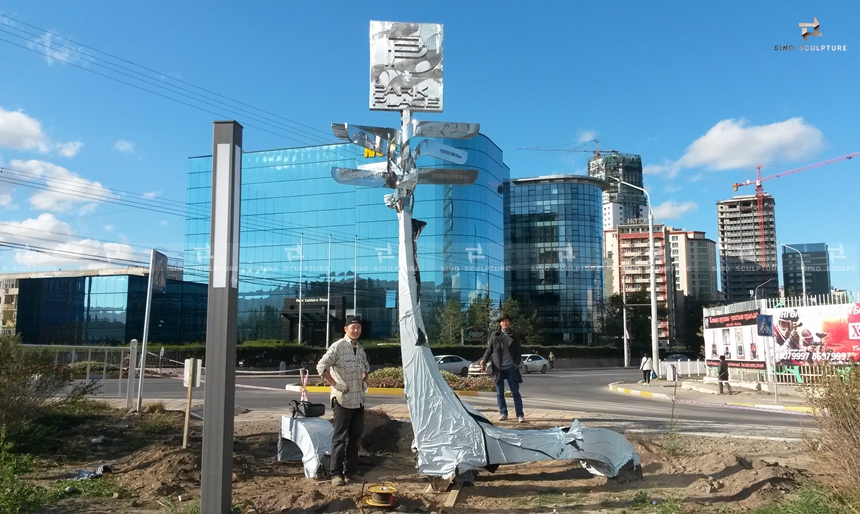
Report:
609,176,659,374
781,243,806,305
753,277,775,300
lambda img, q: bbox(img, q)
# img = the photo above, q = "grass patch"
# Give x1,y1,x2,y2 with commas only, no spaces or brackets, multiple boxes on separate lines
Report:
617,491,684,513
750,481,860,513
156,498,243,514
510,488,580,509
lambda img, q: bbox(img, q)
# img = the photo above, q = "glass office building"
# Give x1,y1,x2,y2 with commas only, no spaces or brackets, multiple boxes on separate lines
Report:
16,275,207,345
185,135,508,343
504,175,606,344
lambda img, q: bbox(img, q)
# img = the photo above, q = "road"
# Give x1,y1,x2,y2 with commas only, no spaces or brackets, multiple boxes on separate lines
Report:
121,367,815,436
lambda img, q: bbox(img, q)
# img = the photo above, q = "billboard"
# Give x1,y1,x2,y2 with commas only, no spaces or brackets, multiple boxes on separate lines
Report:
370,21,443,112
771,303,860,365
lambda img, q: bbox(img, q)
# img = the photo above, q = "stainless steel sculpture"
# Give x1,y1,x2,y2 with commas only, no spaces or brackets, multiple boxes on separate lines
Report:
329,20,640,485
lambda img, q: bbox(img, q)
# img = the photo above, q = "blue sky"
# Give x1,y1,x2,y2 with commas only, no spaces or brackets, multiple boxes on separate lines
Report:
0,1,858,292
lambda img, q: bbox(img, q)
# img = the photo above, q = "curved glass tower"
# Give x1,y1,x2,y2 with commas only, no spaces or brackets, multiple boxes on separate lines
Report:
185,135,507,342
504,175,607,345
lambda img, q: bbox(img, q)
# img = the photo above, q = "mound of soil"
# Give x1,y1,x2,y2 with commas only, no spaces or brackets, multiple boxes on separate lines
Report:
29,408,821,513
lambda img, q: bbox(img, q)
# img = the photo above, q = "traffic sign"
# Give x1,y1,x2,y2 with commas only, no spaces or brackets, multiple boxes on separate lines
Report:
757,314,773,337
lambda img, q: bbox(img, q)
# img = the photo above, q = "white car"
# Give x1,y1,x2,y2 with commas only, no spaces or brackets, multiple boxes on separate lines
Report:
664,353,691,361
468,359,525,376
521,354,550,374
434,355,471,377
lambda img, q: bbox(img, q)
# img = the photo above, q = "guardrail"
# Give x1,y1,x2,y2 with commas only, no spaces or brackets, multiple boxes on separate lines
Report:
659,359,707,378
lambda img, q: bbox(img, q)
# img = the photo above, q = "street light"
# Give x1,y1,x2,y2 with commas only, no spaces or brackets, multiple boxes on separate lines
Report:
781,243,806,306
609,176,659,374
753,277,775,300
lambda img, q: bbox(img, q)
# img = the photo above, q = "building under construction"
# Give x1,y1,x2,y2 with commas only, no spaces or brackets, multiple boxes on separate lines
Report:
588,153,647,230
717,194,778,302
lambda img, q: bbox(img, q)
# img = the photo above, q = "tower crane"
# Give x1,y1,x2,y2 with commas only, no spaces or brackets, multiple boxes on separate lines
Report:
519,139,618,159
732,152,859,268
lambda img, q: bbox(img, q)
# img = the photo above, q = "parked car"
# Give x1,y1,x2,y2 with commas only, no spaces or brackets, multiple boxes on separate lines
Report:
434,355,471,377
664,353,691,361
521,354,550,374
467,359,525,376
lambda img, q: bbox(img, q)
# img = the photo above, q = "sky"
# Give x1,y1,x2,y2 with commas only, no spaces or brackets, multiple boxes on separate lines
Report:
0,1,858,293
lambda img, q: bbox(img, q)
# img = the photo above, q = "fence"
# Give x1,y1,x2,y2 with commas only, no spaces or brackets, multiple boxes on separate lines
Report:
658,359,707,378
699,361,849,386
23,344,130,397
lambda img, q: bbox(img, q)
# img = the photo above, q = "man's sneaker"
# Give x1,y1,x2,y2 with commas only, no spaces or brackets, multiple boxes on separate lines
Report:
331,475,345,487
498,413,508,421
517,416,525,423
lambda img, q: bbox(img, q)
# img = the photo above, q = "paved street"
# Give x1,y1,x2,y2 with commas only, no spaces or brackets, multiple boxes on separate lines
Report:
104,366,815,439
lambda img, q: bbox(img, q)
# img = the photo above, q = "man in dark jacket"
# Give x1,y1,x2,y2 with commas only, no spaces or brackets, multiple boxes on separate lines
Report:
718,355,732,395
480,312,525,422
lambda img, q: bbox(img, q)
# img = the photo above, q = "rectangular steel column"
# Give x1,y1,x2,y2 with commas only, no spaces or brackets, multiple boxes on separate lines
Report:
201,121,242,513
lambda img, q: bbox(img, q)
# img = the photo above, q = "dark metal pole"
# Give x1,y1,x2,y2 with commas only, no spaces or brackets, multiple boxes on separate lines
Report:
201,121,242,513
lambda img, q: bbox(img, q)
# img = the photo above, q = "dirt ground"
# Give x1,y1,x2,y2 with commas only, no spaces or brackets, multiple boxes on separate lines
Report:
30,408,820,513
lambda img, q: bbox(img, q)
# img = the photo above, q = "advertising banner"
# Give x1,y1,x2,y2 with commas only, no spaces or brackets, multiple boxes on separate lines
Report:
704,310,759,329
770,303,860,365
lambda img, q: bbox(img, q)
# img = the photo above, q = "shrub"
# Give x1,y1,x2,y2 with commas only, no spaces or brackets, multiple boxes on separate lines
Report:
0,335,94,438
806,365,860,489
366,367,495,392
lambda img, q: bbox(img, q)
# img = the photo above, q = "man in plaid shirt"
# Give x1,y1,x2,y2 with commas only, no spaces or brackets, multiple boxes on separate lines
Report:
317,315,370,486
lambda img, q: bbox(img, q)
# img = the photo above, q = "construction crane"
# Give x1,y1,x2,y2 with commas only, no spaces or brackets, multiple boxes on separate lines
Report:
732,152,860,267
519,139,619,159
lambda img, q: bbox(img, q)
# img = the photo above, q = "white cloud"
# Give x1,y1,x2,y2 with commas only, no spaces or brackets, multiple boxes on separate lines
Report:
29,32,87,66
56,141,83,157
653,200,698,220
0,214,139,268
142,191,160,200
651,118,825,178
11,159,117,213
576,130,597,143
0,107,83,156
103,224,114,232
158,220,169,227
115,140,135,153
0,108,48,152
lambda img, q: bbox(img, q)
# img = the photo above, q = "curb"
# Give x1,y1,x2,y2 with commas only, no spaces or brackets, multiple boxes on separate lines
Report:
608,382,673,401
726,402,816,414
608,382,816,414
284,385,494,397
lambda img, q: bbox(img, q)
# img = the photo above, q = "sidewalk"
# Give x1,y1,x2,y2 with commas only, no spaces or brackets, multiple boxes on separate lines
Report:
608,378,815,414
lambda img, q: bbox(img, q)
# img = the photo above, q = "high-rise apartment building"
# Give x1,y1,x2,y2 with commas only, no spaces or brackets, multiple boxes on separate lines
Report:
588,153,647,230
668,230,718,301
717,194,778,302
504,175,606,345
604,221,674,343
781,243,831,297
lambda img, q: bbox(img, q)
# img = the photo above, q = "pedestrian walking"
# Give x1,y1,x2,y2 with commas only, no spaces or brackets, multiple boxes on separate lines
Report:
548,351,555,370
718,355,732,395
480,311,525,423
317,315,370,486
639,352,653,385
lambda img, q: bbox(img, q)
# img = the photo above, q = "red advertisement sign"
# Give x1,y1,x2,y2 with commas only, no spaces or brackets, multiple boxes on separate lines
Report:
771,303,860,365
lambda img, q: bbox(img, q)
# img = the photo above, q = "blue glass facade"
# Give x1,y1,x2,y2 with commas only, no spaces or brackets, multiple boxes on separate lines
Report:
504,176,606,345
185,135,508,343
16,275,207,345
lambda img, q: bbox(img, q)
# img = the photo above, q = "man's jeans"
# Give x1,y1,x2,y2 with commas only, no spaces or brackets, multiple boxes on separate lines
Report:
495,366,524,417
